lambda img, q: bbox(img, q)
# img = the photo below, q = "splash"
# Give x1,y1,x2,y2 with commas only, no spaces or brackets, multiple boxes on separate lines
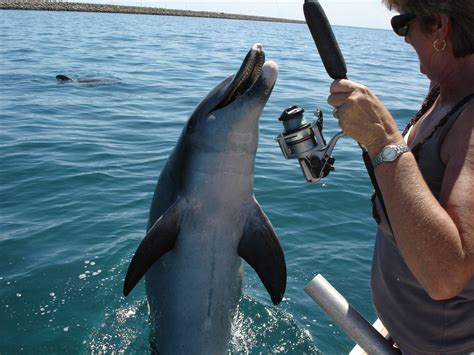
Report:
86,300,150,353
85,293,319,354
229,294,320,354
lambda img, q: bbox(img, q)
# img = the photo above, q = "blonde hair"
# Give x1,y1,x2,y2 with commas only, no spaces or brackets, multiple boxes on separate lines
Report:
382,0,474,57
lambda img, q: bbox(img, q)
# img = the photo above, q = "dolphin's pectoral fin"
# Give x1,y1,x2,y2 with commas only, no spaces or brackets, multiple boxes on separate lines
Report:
238,200,286,305
123,198,183,297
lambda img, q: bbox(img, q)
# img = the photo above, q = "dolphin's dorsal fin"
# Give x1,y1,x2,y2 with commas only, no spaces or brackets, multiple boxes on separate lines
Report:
123,198,184,296
238,199,286,305
56,75,72,82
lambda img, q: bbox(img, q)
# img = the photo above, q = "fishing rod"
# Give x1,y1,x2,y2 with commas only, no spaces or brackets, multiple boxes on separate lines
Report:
275,0,390,232
278,2,399,353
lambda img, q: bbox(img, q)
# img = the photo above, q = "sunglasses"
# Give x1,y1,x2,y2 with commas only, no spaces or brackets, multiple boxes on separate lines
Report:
391,13,416,36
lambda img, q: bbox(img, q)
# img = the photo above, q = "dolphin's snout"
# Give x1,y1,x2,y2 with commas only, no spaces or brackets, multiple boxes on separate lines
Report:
261,61,278,87
252,43,263,52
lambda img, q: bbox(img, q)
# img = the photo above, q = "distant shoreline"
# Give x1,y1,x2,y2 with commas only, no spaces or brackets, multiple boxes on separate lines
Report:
0,1,305,24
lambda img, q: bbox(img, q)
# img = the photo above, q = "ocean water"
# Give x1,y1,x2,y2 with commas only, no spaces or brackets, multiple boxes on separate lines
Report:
0,9,429,354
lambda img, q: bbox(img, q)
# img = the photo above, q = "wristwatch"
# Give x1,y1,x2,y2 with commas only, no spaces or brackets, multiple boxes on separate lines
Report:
372,144,409,168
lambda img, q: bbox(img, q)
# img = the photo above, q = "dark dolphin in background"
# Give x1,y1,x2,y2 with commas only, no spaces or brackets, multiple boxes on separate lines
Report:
123,43,285,354
56,74,117,84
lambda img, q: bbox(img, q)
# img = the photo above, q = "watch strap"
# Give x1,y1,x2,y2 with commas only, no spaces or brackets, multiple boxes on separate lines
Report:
372,144,409,168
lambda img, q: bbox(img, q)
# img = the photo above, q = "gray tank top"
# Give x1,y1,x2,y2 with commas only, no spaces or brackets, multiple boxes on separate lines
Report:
371,95,474,354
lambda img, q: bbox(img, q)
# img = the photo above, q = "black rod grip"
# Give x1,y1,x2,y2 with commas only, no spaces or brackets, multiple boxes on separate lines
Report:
303,0,347,79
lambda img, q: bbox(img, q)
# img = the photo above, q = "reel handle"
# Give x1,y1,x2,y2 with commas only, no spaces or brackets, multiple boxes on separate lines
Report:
303,0,347,80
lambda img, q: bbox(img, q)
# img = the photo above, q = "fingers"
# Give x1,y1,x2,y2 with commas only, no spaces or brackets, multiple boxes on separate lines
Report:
328,80,357,132
327,79,369,132
328,92,350,108
328,79,359,109
332,104,349,126
329,79,357,94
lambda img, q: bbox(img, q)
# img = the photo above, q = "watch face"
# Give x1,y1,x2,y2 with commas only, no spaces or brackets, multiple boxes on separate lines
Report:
383,147,397,160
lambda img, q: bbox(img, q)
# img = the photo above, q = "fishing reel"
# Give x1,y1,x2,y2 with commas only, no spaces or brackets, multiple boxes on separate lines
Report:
275,105,344,183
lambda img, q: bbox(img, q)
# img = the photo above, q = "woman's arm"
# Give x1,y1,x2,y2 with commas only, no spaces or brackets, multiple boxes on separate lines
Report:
328,79,474,300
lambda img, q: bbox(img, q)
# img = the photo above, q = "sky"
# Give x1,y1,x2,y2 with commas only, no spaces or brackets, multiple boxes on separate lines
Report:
79,0,396,29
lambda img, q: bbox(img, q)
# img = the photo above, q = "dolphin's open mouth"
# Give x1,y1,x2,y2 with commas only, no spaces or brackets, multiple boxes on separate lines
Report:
215,43,265,110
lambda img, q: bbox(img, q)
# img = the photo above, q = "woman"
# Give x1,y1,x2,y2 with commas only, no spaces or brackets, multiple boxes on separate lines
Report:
328,1,474,353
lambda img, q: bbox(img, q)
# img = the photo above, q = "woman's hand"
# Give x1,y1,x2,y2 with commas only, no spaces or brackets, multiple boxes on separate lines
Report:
327,79,404,156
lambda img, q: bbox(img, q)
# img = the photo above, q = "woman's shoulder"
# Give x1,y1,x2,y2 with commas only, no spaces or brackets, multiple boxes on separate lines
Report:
445,95,474,138
451,93,474,127
440,96,474,164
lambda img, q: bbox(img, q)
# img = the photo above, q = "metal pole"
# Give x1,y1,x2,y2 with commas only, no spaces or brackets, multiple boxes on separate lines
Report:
304,274,400,355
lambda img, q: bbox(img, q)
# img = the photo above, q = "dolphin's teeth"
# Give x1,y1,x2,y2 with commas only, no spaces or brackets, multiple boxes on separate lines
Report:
233,51,259,94
249,54,264,85
219,46,265,108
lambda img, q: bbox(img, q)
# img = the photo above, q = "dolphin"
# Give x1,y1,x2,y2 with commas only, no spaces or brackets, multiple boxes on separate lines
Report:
55,75,115,84
123,43,286,354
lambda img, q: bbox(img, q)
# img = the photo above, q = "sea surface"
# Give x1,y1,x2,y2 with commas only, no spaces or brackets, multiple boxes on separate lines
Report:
0,9,429,354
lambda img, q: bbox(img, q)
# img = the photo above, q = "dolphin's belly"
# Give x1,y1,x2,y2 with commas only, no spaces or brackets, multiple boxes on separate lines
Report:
144,219,244,355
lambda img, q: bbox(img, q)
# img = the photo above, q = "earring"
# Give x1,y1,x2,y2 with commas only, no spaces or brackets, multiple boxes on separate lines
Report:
433,39,447,52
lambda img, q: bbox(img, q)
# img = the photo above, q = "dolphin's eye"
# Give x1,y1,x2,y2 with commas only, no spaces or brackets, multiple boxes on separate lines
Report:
187,117,196,131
